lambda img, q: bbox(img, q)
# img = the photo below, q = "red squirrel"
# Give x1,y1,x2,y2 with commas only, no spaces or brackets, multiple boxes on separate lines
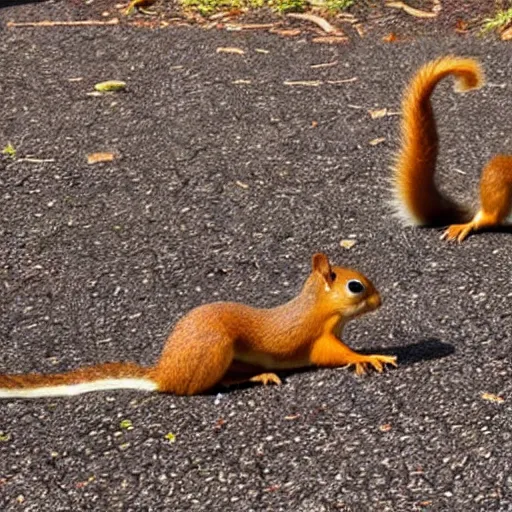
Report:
391,55,512,242
0,253,396,398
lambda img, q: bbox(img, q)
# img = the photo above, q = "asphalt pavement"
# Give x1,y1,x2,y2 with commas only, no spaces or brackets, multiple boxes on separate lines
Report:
1,4,512,511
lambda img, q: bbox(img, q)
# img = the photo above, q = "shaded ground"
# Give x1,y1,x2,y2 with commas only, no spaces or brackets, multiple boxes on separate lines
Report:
1,2,512,512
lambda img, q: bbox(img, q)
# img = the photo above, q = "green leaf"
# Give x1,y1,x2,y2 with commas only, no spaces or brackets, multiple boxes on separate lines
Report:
164,432,176,444
2,143,16,159
94,80,127,92
120,419,134,430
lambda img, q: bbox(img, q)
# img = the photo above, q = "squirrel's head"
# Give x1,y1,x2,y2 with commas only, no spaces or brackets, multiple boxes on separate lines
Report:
309,252,381,320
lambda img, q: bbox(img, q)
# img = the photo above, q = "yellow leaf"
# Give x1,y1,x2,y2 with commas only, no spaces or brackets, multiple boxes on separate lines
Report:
481,392,504,403
87,152,115,164
165,432,176,443
369,137,386,146
340,239,356,249
368,108,388,119
94,80,126,92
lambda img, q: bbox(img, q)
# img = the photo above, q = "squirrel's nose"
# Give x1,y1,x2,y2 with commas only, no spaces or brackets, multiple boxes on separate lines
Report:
367,293,382,309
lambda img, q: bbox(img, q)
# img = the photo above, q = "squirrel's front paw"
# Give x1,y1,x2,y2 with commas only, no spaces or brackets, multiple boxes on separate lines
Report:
354,355,397,376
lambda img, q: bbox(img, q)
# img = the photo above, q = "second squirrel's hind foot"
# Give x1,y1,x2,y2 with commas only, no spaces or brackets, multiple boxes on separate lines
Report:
250,373,282,386
441,210,502,243
441,222,475,243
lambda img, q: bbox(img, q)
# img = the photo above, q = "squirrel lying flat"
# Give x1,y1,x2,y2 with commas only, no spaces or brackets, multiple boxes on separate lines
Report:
391,55,512,242
0,253,396,398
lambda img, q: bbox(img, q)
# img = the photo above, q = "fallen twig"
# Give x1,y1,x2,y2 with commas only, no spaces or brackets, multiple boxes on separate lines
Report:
284,80,322,87
216,47,245,55
16,158,55,163
385,1,440,18
287,13,339,34
310,60,338,69
312,36,349,44
224,23,278,31
326,77,358,84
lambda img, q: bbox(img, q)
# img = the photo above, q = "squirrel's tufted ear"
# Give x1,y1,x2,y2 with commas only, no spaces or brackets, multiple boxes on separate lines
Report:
312,253,333,287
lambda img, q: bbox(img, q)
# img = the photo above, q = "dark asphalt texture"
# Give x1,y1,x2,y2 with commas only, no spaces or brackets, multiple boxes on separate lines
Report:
1,8,512,512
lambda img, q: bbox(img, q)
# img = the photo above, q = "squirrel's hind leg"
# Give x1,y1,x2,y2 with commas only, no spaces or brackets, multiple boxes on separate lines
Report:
441,210,504,243
442,155,512,242
221,360,282,388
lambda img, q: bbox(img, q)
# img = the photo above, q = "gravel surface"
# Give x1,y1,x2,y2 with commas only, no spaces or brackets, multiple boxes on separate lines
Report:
1,5,512,511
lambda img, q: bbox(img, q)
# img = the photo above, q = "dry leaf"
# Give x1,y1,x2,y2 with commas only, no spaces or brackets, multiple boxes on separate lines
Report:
284,80,322,87
353,22,365,37
455,19,468,33
255,48,270,54
382,32,397,42
87,152,115,164
369,137,386,146
312,36,348,44
379,423,392,432
311,120,318,128
481,392,504,403
502,26,512,41
386,1,438,18
368,108,388,119
216,47,245,55
236,180,249,189
340,239,356,249
214,418,226,429
284,414,300,420
287,13,339,34
232,79,251,84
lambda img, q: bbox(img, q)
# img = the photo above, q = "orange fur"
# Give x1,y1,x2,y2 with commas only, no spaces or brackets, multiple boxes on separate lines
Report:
392,55,512,241
0,254,396,398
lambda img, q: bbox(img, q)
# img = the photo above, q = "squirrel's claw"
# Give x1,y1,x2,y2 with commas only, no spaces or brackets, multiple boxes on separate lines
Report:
441,223,473,242
354,355,397,376
250,373,282,386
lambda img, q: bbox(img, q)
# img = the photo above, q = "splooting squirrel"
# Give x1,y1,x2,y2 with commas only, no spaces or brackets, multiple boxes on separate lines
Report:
0,253,397,398
391,55,512,242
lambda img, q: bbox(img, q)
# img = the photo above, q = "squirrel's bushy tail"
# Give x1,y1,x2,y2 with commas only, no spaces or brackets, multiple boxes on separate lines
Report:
391,55,485,226
0,362,157,398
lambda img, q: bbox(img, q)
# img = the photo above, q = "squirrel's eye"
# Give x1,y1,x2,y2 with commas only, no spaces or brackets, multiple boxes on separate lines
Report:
330,272,336,282
347,279,365,295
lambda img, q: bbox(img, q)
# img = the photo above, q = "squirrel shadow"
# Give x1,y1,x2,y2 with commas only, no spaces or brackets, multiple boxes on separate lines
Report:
360,337,454,366
476,225,512,236
210,338,454,395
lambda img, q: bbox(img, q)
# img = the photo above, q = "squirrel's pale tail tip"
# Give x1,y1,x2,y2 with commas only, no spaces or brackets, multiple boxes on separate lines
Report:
451,58,485,93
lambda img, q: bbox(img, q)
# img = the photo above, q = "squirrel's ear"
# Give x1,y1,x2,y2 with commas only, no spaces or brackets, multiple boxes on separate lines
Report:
312,253,333,287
